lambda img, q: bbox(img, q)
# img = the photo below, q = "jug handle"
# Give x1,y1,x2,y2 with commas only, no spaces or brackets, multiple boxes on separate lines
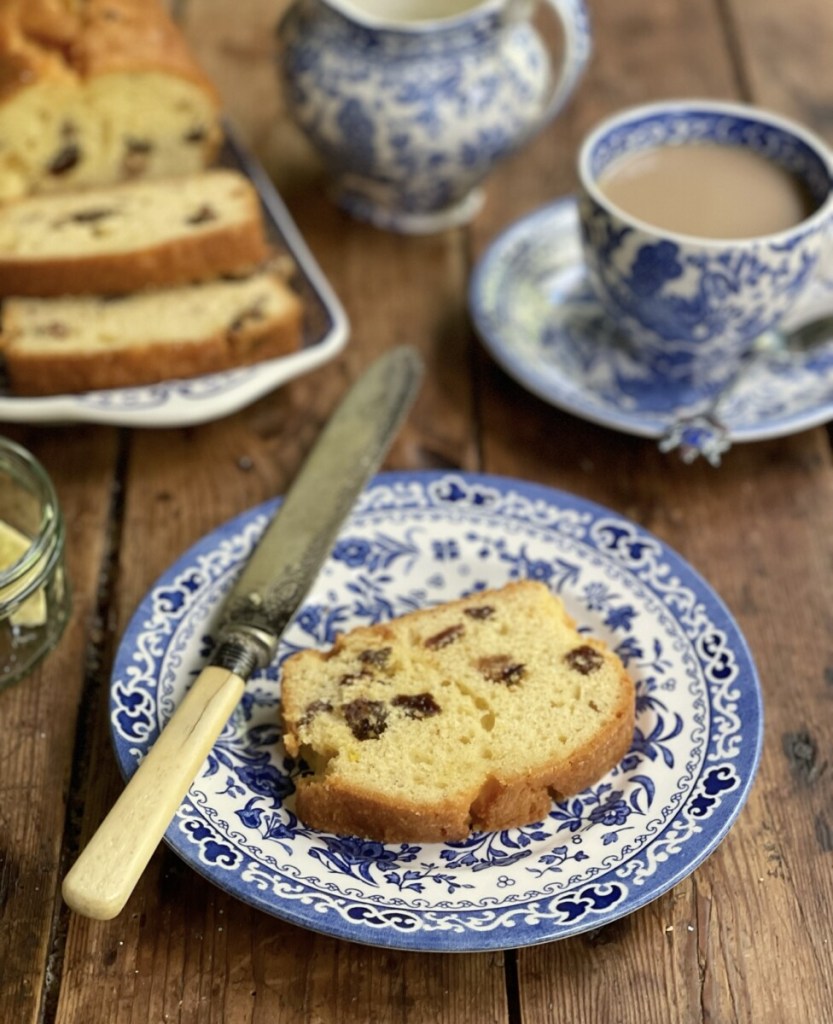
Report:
535,0,592,128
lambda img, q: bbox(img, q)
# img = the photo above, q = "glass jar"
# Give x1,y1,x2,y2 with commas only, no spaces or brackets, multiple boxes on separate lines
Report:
0,437,70,690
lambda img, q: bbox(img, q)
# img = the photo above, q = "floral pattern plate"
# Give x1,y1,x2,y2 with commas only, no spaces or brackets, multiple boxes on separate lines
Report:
0,129,349,428
110,471,762,951
469,197,833,441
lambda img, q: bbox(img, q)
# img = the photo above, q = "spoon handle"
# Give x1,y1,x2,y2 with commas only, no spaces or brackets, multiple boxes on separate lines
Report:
61,666,244,920
657,351,753,465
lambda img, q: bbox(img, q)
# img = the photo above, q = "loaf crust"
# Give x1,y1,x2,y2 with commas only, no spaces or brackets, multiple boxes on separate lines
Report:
0,221,266,297
281,581,636,843
0,270,303,395
0,0,221,200
0,0,219,99
0,170,268,296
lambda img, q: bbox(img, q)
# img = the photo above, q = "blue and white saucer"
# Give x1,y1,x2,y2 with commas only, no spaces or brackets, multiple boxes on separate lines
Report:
469,198,833,442
110,471,762,951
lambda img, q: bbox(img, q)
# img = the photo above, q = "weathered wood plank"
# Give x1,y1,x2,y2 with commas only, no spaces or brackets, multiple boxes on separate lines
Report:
727,0,833,121
0,426,118,1024
54,3,501,1022
21,0,833,1021
470,0,833,1021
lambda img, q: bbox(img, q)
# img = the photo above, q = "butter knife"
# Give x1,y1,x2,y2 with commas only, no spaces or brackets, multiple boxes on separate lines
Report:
62,346,423,920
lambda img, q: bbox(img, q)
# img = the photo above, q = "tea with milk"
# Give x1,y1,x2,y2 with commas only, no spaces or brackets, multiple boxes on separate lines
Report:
597,142,817,239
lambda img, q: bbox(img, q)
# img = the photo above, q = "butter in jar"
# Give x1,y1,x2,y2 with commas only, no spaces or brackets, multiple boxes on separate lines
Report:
0,437,70,690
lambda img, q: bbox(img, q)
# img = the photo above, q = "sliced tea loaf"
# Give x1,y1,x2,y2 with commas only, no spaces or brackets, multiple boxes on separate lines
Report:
0,0,222,202
0,269,302,395
281,580,635,843
0,169,268,296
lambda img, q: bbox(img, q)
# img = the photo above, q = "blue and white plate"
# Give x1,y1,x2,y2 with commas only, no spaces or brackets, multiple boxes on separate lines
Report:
0,130,349,428
470,197,833,441
110,471,762,951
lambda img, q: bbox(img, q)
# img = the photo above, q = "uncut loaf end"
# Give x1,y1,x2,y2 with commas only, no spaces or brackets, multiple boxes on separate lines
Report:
281,580,636,843
0,0,222,203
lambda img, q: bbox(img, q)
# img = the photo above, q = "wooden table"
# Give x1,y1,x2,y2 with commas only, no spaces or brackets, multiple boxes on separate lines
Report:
4,1,833,1020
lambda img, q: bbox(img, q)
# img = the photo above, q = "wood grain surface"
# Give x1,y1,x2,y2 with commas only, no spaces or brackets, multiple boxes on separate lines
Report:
1,0,832,1022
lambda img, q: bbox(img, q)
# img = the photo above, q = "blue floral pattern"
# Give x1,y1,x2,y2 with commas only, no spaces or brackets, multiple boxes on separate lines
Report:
111,472,762,951
578,106,832,399
277,0,590,230
470,196,833,446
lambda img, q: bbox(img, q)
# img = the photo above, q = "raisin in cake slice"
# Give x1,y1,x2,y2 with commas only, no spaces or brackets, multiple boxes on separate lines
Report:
0,169,267,297
0,269,302,395
281,580,635,843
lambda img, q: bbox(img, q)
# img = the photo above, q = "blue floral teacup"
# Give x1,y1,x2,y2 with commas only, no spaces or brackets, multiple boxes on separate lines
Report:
278,0,591,233
578,100,833,403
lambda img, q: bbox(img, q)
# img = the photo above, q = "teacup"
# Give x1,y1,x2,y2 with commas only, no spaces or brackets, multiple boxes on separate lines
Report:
577,100,833,403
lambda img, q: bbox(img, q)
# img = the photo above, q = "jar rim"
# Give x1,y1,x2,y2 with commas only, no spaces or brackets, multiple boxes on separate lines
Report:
0,437,63,599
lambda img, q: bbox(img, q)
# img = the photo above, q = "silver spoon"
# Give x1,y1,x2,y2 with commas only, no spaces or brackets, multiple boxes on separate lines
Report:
658,316,833,466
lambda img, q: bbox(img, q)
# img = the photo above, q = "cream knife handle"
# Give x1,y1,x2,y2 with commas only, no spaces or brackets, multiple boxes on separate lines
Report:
62,666,245,920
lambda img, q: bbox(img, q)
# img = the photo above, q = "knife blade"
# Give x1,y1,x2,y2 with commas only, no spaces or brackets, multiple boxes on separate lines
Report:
62,346,423,920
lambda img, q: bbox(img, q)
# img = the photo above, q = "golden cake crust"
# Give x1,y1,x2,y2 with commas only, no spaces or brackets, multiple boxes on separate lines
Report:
0,269,303,395
0,0,219,97
0,170,268,296
281,581,636,843
0,0,221,200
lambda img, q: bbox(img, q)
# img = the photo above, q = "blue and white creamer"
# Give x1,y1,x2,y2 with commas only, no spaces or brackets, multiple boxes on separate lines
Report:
278,0,591,232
